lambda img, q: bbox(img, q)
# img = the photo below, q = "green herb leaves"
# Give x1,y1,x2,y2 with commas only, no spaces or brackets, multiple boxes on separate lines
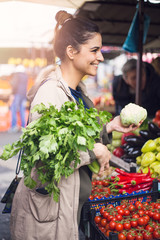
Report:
0,99,112,202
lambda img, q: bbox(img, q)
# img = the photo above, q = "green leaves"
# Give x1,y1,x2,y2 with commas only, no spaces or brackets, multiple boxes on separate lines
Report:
0,100,112,202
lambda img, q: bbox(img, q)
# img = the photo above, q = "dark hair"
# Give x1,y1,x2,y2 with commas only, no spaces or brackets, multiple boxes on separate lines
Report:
122,58,145,77
53,11,100,61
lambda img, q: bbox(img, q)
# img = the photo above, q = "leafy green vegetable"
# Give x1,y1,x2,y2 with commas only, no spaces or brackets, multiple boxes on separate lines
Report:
0,100,111,202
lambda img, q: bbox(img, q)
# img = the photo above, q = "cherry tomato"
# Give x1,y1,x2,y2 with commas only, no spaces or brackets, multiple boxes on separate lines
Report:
115,223,124,232
143,232,153,240
138,209,144,216
121,203,127,209
116,205,122,210
153,212,160,221
105,230,111,237
107,214,114,222
94,215,101,224
99,226,105,233
145,224,154,233
102,180,109,187
109,220,116,230
136,202,143,210
118,233,127,240
154,203,160,209
138,217,145,226
118,209,125,216
153,230,160,239
128,204,135,212
156,110,160,119
100,207,105,215
135,234,143,240
103,211,109,219
130,220,138,228
126,232,135,240
116,214,123,221
123,222,131,230
124,209,130,216
89,195,94,200
100,218,107,227
132,214,140,219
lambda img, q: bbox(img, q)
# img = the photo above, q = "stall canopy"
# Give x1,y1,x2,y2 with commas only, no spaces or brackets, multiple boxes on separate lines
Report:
75,0,160,52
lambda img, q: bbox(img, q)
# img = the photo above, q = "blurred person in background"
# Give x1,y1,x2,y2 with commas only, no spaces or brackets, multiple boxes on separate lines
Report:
112,58,160,118
9,64,28,132
151,56,160,76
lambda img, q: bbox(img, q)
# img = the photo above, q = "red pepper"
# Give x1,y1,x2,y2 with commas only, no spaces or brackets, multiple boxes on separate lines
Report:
136,186,152,192
131,177,153,186
115,168,151,178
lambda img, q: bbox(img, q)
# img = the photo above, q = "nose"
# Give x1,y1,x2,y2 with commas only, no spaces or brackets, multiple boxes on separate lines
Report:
97,50,104,62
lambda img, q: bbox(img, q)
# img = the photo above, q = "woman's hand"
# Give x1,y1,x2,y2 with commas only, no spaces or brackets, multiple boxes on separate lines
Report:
106,116,143,134
92,143,111,176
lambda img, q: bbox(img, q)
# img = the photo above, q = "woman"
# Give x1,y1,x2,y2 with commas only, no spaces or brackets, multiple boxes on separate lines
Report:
10,11,140,240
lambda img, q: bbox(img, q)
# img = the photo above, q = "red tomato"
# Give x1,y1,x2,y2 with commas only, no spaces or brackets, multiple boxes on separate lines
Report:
103,211,109,219
130,220,138,228
148,210,154,218
99,226,105,233
138,217,145,226
115,223,124,232
118,209,125,216
136,202,143,210
107,214,114,222
126,232,135,240
153,212,160,221
118,233,127,240
132,214,140,219
153,230,160,239
116,206,122,211
138,209,144,216
128,204,135,212
145,225,154,233
116,214,123,221
109,220,116,230
155,110,160,119
123,222,131,230
100,207,105,215
154,203,160,209
143,232,153,240
124,209,130,216
100,218,107,227
102,180,109,187
135,234,143,240
94,215,101,224
89,195,94,200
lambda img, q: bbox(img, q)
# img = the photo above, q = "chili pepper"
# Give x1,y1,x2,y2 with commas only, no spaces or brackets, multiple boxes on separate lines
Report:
136,186,152,193
131,177,153,186
111,181,132,189
114,181,153,194
115,168,151,178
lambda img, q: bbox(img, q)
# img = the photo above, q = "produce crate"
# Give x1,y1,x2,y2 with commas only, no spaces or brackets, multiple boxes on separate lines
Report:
80,180,159,239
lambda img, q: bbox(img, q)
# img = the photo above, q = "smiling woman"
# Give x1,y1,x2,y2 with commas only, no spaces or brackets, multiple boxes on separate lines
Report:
9,9,142,240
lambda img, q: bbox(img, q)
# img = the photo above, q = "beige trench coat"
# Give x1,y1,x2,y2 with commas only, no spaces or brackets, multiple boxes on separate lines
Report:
10,65,109,240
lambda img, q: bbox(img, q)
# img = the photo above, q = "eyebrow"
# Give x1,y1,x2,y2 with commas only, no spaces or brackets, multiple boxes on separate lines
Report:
90,46,101,50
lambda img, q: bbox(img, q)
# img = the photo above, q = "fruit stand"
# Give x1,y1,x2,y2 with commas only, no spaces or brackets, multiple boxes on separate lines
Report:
80,109,160,240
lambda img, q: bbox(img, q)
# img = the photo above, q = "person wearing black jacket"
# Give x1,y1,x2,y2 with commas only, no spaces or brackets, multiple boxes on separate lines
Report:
112,58,160,118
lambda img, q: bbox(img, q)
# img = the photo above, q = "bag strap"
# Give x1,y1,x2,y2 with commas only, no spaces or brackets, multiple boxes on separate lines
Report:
15,117,29,178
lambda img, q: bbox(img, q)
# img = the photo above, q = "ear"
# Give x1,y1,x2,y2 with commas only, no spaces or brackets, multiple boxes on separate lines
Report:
66,45,78,60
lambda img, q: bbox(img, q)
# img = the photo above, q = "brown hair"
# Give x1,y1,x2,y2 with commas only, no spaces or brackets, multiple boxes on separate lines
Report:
53,10,100,61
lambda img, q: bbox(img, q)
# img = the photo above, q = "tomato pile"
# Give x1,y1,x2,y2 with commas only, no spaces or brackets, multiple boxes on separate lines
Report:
89,179,111,200
94,200,160,240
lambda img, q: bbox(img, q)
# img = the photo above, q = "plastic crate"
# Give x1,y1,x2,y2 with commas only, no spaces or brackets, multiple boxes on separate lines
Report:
81,179,159,223
80,180,159,239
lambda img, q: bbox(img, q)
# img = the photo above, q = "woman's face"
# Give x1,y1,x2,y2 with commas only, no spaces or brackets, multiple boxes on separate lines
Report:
72,33,104,76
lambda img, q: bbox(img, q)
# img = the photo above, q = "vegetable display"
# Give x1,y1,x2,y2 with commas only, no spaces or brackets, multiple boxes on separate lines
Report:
94,199,160,240
120,103,147,127
0,100,112,202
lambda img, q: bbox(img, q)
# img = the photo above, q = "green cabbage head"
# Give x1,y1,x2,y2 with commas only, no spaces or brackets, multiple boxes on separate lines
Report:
120,103,147,126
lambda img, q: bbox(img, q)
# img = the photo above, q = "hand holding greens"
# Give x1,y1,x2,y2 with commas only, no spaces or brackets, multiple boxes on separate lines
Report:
0,100,112,202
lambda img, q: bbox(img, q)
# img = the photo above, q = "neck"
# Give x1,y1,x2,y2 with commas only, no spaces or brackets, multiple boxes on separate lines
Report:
60,62,84,90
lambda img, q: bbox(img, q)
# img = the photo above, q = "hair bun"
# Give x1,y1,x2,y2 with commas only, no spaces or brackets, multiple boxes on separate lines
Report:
55,10,73,26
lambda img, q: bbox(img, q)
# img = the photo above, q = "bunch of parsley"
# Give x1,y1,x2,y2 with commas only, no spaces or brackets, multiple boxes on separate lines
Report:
0,100,112,202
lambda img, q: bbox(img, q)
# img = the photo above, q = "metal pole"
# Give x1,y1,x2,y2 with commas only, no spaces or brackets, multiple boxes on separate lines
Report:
135,0,144,105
